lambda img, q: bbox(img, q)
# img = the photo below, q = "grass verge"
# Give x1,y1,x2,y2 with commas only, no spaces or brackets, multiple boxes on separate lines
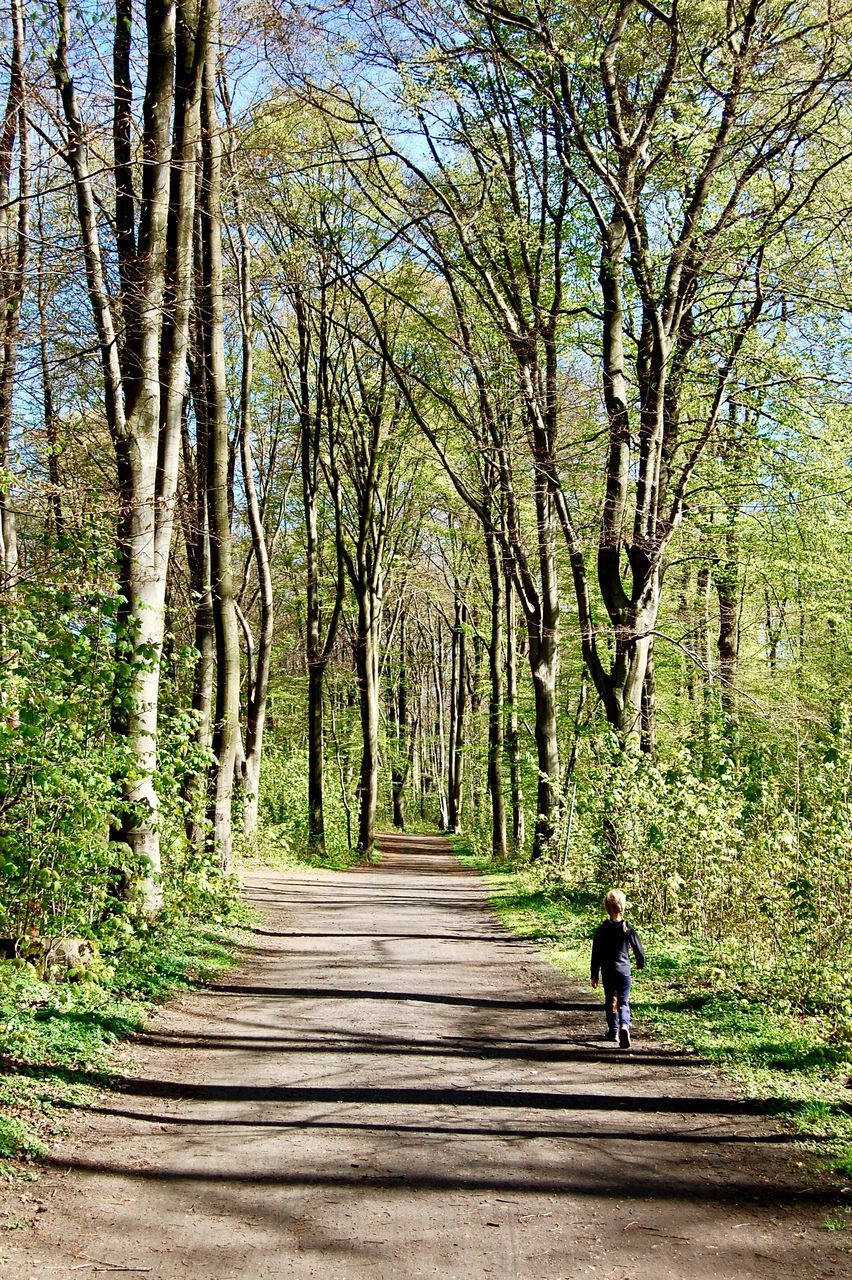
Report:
0,891,254,1183
239,827,373,872
456,845,852,1188
239,822,388,872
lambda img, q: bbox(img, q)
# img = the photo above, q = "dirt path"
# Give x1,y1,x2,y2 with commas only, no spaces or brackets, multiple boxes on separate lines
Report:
2,834,846,1279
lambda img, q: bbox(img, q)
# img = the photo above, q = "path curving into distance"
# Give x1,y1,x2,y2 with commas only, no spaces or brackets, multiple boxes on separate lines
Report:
3,833,846,1279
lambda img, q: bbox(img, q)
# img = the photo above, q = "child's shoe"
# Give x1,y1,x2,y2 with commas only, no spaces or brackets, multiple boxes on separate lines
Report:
604,1029,617,1042
619,1026,631,1049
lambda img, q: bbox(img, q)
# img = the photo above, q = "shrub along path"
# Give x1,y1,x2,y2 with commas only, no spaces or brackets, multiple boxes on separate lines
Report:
2,834,847,1279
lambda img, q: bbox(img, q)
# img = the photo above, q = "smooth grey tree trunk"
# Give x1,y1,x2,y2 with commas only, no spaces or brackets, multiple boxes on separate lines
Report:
224,90,274,839
715,520,740,715
289,287,345,853
198,25,240,872
433,624,449,831
390,614,406,829
485,528,507,860
448,596,467,834
53,0,209,911
391,611,413,831
641,640,657,754
505,573,524,855
0,0,27,589
179,405,214,852
307,662,326,844
355,586,381,857
528,481,560,859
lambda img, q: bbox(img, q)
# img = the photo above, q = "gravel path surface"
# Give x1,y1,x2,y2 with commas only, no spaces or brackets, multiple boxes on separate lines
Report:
2,833,846,1279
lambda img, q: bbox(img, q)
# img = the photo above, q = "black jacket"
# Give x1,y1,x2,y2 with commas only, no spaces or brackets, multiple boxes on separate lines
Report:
590,918,645,982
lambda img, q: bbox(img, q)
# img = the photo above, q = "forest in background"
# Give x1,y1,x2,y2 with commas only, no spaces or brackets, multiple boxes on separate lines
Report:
0,0,850,1160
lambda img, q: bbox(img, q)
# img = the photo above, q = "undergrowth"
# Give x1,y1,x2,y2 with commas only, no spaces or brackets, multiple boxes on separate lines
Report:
455,844,852,1182
252,745,364,870
0,887,253,1179
239,826,367,872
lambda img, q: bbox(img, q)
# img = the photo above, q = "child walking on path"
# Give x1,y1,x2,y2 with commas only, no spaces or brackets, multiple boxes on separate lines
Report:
590,890,646,1048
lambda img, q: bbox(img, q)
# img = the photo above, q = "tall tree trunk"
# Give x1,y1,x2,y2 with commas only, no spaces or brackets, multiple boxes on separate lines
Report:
122,0,192,906
528,629,559,859
596,547,660,748
434,622,449,831
198,25,240,872
448,595,467,833
391,610,408,830
469,630,484,818
417,670,428,819
306,660,326,845
505,572,524,855
528,479,560,858
485,528,507,860
328,681,354,850
0,0,27,587
292,286,345,853
179,410,214,850
641,639,657,753
191,588,215,803
53,0,208,910
697,565,713,694
715,521,739,715
36,200,64,541
355,587,380,857
447,612,458,827
224,85,273,837
237,424,273,836
616,624,657,746
303,346,326,849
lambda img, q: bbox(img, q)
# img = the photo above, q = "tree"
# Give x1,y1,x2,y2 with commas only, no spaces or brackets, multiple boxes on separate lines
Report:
328,301,420,857
461,0,851,744
295,0,851,836
193,5,241,870
244,102,349,851
222,74,275,840
0,0,27,590
49,0,213,904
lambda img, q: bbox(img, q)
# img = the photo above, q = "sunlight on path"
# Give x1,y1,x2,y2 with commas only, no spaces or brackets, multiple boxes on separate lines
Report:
2,834,845,1280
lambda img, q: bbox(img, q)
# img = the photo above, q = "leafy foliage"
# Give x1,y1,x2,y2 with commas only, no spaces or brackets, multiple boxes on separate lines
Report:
0,532,133,939
0,886,251,1163
464,850,852,1177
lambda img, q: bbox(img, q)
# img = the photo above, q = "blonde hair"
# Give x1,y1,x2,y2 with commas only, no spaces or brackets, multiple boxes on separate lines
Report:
604,890,627,920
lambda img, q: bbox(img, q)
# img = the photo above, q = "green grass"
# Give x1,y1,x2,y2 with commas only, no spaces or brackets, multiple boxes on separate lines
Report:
0,896,254,1172
240,826,370,872
456,845,852,1181
0,1116,47,1161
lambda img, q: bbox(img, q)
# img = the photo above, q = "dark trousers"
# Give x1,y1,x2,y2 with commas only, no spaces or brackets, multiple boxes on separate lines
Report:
602,967,632,1032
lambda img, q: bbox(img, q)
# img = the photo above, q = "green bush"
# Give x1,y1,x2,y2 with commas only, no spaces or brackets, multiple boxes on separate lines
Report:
545,711,852,1027
253,743,359,867
0,535,136,940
